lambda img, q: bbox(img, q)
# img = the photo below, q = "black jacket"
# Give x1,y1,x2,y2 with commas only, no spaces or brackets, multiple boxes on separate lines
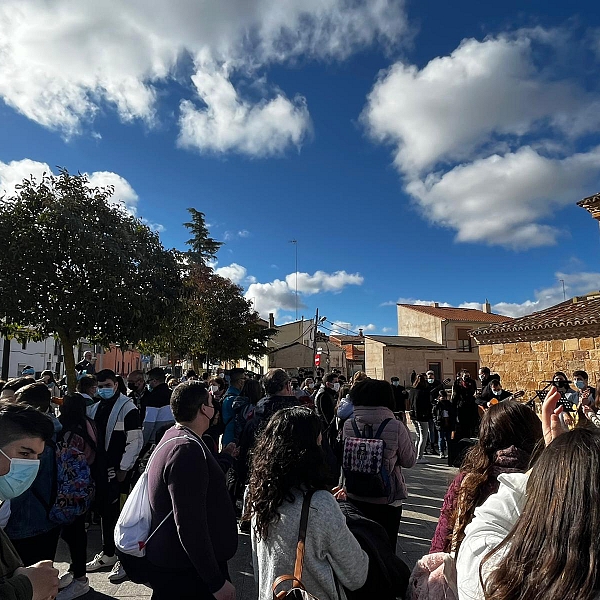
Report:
315,385,337,427
408,387,433,421
339,501,410,600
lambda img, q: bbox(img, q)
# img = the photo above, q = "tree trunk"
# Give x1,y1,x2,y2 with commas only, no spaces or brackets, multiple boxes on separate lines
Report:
57,329,77,392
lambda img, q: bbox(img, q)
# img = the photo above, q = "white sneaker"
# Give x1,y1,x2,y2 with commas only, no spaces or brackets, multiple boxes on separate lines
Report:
108,560,128,583
58,571,74,589
86,552,118,572
56,578,90,600
416,457,428,463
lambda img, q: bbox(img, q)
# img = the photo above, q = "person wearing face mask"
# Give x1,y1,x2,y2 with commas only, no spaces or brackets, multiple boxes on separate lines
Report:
315,372,341,459
449,370,479,467
146,381,238,600
425,371,446,454
5,383,63,569
486,380,512,405
0,400,59,600
85,369,142,579
573,370,595,406
125,370,147,410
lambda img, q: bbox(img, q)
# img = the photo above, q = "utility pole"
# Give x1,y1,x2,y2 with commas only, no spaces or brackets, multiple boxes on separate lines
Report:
560,279,566,301
290,239,298,320
312,307,318,372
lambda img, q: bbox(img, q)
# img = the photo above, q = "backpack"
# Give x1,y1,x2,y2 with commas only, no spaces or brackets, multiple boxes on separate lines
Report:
115,433,205,584
230,395,255,444
342,418,392,499
49,438,94,525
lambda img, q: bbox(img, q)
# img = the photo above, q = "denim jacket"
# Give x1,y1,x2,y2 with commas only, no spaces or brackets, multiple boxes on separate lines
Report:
5,416,61,540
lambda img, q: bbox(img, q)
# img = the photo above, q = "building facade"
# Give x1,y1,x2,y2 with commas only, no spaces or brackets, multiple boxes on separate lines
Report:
471,292,600,396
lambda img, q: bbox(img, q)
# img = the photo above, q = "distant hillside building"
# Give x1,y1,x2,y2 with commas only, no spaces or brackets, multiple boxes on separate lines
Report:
365,302,510,383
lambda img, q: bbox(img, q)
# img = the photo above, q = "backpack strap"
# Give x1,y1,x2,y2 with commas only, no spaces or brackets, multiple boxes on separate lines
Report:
293,490,316,586
374,418,393,439
350,418,361,438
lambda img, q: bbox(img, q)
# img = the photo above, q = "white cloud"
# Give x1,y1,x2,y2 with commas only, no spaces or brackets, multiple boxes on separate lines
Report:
491,271,600,317
286,270,364,295
406,146,600,248
179,65,310,156
246,279,302,319
363,32,600,174
0,158,160,227
86,171,139,214
214,262,248,285
246,268,365,318
386,271,600,319
363,29,600,249
224,229,251,241
0,0,407,154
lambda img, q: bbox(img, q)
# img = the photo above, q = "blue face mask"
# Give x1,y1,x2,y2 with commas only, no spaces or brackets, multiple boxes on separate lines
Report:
576,380,586,390
97,386,115,399
0,449,40,501
22,368,35,376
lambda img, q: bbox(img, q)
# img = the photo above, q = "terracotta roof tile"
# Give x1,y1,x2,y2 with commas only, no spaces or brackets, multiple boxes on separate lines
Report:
471,293,600,343
398,304,511,323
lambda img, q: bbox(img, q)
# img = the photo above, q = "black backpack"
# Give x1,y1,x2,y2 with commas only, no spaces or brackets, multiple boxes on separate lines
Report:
342,418,392,499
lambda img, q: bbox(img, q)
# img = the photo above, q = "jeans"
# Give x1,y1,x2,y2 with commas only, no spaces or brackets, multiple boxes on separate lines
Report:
438,429,449,456
428,420,438,448
61,514,88,578
415,421,429,459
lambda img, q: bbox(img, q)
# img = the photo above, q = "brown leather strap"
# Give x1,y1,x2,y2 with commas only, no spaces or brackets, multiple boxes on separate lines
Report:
292,490,316,587
273,574,307,598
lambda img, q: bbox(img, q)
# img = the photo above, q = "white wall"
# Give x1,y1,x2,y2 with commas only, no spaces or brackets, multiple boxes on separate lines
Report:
0,336,65,379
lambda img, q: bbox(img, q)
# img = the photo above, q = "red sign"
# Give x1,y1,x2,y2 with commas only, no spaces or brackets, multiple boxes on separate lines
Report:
314,354,320,366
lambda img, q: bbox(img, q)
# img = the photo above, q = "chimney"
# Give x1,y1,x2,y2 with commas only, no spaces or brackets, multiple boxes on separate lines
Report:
431,302,439,308
269,312,275,328
483,299,492,313
358,328,364,337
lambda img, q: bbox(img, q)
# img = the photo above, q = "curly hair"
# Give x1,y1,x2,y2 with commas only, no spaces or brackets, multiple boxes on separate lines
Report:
243,406,330,540
449,400,542,552
482,428,600,600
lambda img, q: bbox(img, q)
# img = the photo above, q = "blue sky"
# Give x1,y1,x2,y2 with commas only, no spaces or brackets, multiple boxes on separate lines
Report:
1,0,600,336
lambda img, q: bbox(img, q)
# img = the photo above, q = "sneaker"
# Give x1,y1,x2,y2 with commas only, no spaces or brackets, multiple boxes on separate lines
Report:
108,561,128,583
58,572,74,590
416,457,428,464
86,552,118,572
56,578,90,600
439,453,444,459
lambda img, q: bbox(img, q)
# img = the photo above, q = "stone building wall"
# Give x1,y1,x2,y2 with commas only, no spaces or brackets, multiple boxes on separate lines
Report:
478,336,600,394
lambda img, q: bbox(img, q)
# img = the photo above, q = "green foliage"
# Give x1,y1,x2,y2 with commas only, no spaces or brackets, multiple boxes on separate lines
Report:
184,208,222,266
0,169,182,388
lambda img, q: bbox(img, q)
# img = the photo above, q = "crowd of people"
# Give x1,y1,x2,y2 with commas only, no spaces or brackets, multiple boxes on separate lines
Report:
1,362,600,600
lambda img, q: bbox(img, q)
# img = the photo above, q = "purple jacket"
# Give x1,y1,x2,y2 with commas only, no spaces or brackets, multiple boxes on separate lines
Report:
343,405,416,504
429,445,530,553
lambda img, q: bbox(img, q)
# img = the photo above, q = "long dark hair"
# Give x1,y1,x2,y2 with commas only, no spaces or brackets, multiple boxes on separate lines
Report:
241,379,263,405
450,401,542,551
59,393,96,452
243,406,330,540
482,428,600,600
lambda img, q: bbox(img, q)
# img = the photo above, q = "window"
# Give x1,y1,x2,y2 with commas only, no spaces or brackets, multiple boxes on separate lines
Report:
457,328,472,352
428,362,442,380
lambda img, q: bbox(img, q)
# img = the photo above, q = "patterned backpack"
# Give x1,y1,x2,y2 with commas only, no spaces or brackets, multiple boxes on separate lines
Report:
342,418,392,499
49,438,94,525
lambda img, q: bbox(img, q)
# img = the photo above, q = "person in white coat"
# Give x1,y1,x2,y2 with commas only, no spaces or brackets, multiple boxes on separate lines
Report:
457,386,600,600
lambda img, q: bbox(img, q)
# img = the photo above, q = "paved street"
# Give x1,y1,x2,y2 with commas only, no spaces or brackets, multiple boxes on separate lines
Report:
55,453,456,599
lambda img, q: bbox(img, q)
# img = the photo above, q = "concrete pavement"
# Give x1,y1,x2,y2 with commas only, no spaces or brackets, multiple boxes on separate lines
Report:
55,455,456,598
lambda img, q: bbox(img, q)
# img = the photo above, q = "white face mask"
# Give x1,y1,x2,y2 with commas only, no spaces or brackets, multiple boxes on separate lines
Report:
308,383,315,389
332,382,340,392
427,378,434,384
210,385,219,394
479,375,485,381
492,389,502,396
392,381,400,387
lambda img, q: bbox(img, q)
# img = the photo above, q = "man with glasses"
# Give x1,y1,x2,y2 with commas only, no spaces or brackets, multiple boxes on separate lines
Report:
126,370,147,411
